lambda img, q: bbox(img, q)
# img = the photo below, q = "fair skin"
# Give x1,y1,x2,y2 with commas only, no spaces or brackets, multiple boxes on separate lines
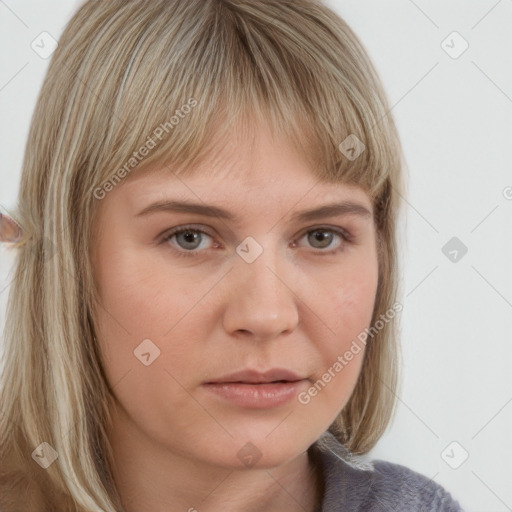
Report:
91,122,379,512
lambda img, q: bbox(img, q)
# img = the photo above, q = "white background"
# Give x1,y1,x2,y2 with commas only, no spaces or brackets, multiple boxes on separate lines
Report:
1,2,511,511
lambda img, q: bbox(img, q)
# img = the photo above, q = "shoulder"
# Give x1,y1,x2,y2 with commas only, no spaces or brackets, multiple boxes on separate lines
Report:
366,459,464,511
309,431,465,512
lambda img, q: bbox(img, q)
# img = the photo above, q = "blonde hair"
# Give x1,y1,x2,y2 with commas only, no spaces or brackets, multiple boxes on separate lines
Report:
0,0,406,510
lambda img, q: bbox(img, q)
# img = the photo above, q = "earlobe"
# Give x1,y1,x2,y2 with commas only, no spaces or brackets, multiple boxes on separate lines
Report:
0,213,23,243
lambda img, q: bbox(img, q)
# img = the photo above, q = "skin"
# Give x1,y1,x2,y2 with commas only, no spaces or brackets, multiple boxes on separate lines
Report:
0,213,22,243
91,122,379,512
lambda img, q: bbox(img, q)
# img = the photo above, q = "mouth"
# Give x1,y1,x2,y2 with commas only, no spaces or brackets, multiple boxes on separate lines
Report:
202,378,307,409
205,368,306,385
221,380,300,384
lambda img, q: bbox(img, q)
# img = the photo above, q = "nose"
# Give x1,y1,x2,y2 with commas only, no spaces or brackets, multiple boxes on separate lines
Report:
222,245,300,341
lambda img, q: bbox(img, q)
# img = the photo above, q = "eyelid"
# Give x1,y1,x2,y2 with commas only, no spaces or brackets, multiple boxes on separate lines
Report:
162,224,216,238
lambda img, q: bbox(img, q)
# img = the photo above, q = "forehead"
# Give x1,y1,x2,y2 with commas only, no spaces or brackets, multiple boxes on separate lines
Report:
120,121,373,212
121,161,373,219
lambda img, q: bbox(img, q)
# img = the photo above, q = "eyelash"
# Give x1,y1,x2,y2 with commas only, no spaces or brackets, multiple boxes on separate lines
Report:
160,224,354,259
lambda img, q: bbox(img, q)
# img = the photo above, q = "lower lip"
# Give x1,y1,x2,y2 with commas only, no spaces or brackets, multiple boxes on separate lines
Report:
202,381,307,409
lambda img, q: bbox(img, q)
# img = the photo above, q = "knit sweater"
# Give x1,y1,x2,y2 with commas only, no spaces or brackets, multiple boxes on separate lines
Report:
307,431,464,511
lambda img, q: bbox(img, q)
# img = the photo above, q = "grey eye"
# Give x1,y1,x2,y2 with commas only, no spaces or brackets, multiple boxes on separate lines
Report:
306,229,335,249
174,230,207,250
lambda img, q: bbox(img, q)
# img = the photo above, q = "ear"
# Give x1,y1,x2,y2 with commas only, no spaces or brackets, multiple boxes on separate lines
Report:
0,213,23,243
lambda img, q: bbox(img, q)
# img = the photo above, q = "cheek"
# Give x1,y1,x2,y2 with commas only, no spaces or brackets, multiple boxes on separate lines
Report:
309,247,379,342
93,249,226,444
320,274,377,367
95,244,187,333
336,271,378,333
303,253,379,408
93,247,213,384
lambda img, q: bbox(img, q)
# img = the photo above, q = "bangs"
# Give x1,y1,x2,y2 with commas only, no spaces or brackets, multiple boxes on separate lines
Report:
67,0,399,206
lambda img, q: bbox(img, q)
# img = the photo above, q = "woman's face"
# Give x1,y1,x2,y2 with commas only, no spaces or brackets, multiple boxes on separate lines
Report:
91,123,379,470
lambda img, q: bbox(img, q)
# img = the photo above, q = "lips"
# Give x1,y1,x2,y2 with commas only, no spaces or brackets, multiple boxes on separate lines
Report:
205,368,305,384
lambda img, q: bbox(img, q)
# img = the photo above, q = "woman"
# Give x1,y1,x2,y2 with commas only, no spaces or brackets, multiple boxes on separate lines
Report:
0,1,463,510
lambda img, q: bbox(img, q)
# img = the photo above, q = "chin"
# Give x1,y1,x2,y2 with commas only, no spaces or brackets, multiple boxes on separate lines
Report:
202,432,305,471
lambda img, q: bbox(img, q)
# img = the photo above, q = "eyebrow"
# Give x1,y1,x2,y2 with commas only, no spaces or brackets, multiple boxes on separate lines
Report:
136,199,372,223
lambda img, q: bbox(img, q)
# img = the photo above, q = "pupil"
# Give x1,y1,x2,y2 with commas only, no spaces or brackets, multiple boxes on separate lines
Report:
311,230,331,248
179,231,200,248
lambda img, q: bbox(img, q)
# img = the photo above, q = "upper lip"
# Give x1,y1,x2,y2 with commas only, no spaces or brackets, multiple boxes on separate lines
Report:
205,368,305,384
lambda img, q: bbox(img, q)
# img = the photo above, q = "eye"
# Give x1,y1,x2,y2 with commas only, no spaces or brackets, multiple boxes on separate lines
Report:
294,226,352,255
160,224,353,258
161,225,215,256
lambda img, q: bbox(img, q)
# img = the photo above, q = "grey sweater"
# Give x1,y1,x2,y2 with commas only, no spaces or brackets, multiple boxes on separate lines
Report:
308,431,464,511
